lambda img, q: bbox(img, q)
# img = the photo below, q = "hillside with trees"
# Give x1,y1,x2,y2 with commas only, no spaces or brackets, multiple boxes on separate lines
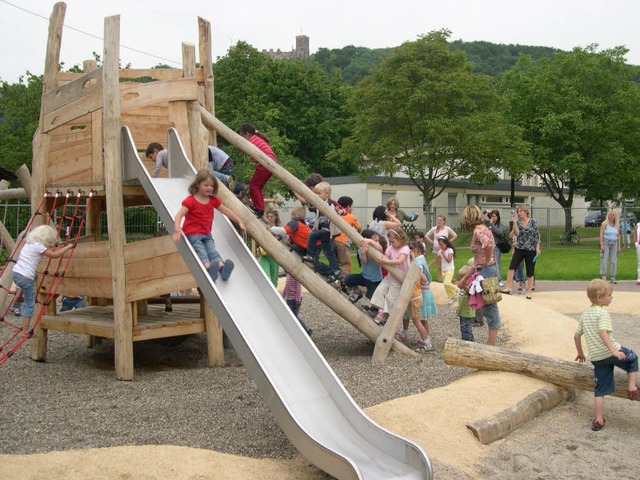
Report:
311,39,563,84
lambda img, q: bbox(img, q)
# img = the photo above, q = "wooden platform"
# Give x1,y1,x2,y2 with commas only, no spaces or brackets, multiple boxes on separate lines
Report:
40,303,205,341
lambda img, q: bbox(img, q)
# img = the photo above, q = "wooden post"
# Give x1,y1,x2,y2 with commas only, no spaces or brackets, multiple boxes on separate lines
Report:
443,338,632,399
103,15,134,381
372,263,421,362
466,385,576,444
183,41,223,365
198,109,408,284
182,42,208,169
214,185,416,355
31,3,65,361
197,17,216,146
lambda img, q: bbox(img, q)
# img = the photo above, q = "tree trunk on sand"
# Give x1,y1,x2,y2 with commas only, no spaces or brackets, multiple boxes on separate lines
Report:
443,338,631,399
466,385,576,444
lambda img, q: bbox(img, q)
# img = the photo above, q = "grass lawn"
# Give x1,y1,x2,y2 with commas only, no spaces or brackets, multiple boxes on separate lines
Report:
347,247,638,282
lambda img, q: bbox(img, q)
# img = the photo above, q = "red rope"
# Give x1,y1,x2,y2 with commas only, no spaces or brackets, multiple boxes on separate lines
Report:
0,190,94,365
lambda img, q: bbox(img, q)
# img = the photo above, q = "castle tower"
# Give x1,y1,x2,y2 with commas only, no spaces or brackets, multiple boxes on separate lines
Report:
295,35,310,59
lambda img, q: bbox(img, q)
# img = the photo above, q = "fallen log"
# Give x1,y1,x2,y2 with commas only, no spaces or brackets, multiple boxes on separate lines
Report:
443,338,631,399
466,385,576,444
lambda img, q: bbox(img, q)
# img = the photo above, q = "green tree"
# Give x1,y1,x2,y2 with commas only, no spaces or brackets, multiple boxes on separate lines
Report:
214,41,352,188
0,73,42,184
339,30,528,224
501,45,640,230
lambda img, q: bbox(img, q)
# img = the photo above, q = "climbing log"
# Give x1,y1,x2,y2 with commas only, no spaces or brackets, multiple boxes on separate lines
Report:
466,385,576,444
372,264,421,363
443,338,631,399
199,108,407,284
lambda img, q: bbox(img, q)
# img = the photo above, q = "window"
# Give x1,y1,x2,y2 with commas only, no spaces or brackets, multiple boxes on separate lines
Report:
381,191,396,206
448,193,457,214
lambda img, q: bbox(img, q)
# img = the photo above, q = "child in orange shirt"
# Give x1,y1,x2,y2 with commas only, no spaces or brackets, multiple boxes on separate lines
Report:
334,196,361,276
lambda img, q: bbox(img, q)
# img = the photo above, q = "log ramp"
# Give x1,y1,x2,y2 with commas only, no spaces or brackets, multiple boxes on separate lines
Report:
442,337,640,443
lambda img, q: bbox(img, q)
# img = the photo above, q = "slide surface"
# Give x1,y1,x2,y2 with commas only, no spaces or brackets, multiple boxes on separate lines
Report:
122,127,432,480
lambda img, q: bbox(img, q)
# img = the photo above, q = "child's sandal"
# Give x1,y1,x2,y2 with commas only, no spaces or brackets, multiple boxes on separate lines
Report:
628,387,640,400
591,419,606,431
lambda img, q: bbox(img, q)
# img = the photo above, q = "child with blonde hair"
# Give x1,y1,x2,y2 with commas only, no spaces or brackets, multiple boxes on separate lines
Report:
574,278,640,431
11,225,75,335
457,265,476,341
173,169,246,281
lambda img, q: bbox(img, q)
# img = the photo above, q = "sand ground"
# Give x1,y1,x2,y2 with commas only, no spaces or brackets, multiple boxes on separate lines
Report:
1,283,638,479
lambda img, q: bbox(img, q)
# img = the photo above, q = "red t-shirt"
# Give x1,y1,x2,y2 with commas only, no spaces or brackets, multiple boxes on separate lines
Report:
250,135,277,163
181,195,222,235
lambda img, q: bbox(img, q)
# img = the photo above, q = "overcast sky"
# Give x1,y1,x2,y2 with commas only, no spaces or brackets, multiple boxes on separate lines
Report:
1,0,639,83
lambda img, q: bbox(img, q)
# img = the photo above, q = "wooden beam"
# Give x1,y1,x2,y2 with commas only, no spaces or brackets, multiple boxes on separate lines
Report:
443,338,631,399
182,42,208,169
198,16,216,145
103,14,134,381
214,184,415,355
199,109,408,284
372,263,421,362
31,2,65,361
466,385,576,444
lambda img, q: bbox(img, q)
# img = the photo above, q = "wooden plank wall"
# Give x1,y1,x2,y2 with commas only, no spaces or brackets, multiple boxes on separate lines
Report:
38,236,195,301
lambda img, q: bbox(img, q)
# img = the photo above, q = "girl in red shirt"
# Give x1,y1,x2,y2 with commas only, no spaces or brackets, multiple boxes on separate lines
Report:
173,169,246,281
237,123,277,218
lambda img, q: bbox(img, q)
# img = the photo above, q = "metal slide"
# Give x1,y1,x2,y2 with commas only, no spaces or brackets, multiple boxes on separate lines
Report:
121,127,432,480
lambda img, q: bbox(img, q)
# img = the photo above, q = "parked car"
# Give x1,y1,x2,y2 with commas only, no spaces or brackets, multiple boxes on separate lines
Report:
584,210,605,227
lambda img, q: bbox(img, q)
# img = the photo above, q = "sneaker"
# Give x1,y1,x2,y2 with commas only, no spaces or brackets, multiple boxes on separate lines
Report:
395,331,408,342
249,204,264,218
519,289,528,296
165,304,173,312
349,293,363,304
237,184,249,200
207,264,219,281
220,260,234,281
326,272,344,285
591,418,606,431
415,340,434,352
301,255,315,266
227,176,236,192
13,303,22,316
374,315,386,325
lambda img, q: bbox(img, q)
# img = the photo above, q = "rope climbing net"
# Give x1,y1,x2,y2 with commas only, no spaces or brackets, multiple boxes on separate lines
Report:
0,189,94,365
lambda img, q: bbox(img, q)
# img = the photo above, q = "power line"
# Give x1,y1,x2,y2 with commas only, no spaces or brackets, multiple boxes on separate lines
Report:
0,0,182,67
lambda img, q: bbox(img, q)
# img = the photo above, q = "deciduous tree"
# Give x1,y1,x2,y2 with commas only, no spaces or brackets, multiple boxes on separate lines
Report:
339,30,527,224
501,45,640,230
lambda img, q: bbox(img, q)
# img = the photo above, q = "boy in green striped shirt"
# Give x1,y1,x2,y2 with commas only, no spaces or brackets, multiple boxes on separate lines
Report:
574,278,640,432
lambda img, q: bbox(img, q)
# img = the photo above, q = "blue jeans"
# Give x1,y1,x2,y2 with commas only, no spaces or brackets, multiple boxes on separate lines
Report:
479,264,502,330
592,346,638,396
286,299,312,335
493,246,502,282
60,296,84,312
187,234,223,273
12,272,36,318
460,316,475,342
307,229,339,276
600,239,619,279
344,273,381,299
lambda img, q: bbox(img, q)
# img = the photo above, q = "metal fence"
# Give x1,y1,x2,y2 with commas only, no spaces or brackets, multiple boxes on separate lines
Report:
0,202,166,263
2,202,637,260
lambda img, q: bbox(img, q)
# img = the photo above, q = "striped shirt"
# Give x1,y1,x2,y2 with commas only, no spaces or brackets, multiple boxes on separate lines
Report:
576,306,620,361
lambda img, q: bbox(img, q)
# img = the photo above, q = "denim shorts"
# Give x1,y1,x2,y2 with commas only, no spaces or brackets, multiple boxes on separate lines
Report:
11,271,37,318
592,346,639,397
478,264,502,330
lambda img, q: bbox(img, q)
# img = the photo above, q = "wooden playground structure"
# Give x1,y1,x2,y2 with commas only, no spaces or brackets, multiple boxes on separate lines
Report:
0,2,420,380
